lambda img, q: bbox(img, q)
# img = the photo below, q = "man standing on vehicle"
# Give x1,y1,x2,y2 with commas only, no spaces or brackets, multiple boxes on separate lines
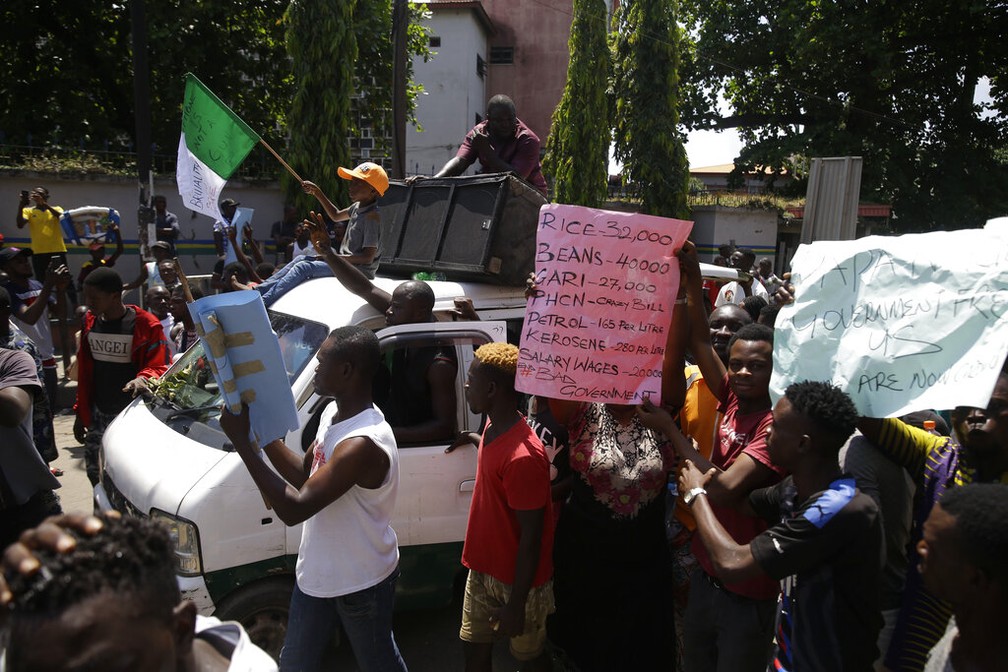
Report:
75,268,169,485
220,325,408,672
418,94,548,197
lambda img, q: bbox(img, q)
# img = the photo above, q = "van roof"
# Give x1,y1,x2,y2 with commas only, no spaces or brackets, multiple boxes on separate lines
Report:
267,275,528,330
264,262,737,330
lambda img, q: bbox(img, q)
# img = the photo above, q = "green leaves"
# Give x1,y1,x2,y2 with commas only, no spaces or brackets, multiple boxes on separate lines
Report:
612,0,690,218
680,0,1008,230
544,0,611,208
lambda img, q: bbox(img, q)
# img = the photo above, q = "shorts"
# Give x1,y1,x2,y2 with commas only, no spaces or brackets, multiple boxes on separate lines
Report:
459,570,555,661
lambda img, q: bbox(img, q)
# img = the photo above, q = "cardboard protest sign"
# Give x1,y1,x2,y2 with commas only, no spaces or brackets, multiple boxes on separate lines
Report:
771,228,1008,417
516,204,692,404
221,207,254,266
189,290,299,445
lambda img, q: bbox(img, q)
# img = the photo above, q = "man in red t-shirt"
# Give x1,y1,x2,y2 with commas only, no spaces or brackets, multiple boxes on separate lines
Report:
452,342,553,672
641,242,785,672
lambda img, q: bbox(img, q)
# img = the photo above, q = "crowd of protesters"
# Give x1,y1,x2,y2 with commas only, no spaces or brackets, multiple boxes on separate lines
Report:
2,105,1007,672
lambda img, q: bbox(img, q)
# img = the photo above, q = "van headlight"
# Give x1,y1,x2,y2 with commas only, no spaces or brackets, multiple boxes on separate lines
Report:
150,509,203,576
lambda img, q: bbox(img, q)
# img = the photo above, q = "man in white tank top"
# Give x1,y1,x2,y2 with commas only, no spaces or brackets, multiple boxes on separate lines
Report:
220,325,408,672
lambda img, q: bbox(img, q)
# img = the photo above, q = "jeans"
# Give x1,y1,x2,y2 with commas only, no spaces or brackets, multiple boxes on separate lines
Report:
256,258,333,306
682,569,776,672
280,567,407,672
84,408,118,486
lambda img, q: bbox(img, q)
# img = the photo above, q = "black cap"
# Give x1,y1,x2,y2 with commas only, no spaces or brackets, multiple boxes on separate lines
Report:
150,241,171,251
220,198,240,208
0,247,33,265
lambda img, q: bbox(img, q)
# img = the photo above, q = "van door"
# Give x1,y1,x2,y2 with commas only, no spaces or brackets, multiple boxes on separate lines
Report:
373,321,505,542
287,320,507,607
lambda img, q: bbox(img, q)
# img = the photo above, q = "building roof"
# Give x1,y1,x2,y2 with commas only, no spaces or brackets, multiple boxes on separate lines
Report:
690,162,788,177
419,0,495,35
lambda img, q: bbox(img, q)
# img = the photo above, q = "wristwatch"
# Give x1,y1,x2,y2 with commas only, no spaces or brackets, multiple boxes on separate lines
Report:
683,487,708,506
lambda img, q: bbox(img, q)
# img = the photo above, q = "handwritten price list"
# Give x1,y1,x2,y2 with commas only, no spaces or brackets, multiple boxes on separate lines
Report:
516,204,693,404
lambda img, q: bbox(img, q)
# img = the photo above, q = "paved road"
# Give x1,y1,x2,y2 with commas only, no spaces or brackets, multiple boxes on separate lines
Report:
51,413,94,514
50,414,518,671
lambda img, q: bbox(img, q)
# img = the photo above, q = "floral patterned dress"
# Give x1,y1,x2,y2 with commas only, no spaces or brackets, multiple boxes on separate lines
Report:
549,403,677,671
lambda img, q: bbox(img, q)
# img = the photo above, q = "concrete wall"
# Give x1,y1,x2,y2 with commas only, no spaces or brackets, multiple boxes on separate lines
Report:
407,8,488,176
690,205,778,264
1,173,284,284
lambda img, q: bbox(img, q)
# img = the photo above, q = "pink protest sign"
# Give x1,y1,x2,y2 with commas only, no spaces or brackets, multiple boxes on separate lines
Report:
516,204,693,404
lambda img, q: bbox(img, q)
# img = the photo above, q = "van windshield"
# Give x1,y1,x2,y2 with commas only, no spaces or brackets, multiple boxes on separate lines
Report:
152,311,329,414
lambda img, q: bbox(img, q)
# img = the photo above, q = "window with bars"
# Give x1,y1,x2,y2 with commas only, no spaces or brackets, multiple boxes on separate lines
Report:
489,46,514,64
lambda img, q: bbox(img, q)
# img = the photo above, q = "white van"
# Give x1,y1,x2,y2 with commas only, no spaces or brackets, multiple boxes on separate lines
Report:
94,275,528,656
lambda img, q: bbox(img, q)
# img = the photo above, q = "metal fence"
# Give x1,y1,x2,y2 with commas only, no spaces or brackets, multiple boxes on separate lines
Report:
0,144,282,182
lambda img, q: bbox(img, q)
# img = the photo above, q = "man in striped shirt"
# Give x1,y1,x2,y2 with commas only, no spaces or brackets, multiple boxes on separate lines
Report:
858,361,1008,671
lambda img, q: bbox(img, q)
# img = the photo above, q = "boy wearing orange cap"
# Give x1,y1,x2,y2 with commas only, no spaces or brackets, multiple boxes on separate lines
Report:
257,163,388,306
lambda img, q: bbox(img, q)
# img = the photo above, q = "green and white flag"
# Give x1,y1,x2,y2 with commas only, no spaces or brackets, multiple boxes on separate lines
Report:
176,73,260,221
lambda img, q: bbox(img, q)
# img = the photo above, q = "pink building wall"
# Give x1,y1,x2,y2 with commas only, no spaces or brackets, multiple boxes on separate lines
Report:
480,0,573,145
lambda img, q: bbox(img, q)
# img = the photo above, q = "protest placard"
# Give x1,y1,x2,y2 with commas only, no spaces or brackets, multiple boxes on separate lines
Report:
516,204,692,404
771,228,1008,417
189,290,299,445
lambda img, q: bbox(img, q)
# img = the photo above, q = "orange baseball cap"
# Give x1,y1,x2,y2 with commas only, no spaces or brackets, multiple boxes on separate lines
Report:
337,162,389,196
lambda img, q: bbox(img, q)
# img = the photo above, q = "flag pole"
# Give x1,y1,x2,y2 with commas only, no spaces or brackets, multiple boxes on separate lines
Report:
259,139,303,183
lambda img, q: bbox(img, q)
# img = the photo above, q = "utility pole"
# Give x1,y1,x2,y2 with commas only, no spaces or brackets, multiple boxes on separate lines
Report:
130,0,155,250
391,0,408,179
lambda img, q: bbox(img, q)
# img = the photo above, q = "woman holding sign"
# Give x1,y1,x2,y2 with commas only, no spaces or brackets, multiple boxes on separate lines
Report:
546,396,676,670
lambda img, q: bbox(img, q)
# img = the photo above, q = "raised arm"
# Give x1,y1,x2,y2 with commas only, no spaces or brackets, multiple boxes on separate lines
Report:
242,224,265,265
17,265,67,326
302,181,350,224
220,404,389,526
680,244,728,402
304,212,392,312
15,193,29,228
856,416,936,478
661,243,693,410
108,224,124,265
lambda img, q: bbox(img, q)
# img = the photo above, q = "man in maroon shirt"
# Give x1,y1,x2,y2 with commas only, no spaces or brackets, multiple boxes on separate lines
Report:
431,94,547,196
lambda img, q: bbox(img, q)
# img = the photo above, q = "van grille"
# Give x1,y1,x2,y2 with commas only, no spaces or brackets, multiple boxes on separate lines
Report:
102,472,145,518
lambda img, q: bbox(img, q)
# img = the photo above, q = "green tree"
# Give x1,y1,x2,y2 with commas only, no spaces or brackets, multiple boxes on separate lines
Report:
0,1,290,159
544,0,611,207
0,0,430,189
681,0,1008,230
284,0,357,209
146,1,292,150
0,0,131,147
611,0,690,218
352,1,432,161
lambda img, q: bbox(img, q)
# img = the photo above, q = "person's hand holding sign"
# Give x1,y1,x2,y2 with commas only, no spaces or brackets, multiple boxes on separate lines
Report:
677,241,701,289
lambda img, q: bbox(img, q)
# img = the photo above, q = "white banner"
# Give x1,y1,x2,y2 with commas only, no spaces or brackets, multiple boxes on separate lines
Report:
772,228,1008,417
176,134,225,222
